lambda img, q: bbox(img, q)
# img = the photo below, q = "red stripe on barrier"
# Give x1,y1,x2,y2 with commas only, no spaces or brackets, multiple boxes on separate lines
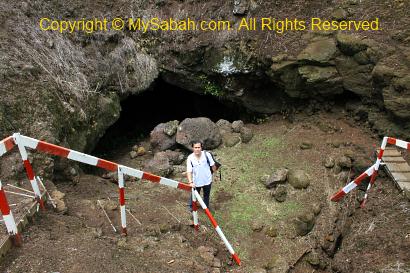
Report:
0,190,11,215
12,233,22,247
232,253,241,266
377,149,384,159
23,160,35,180
4,137,15,151
387,137,396,145
194,224,199,231
192,201,198,211
408,143,410,150
119,187,125,205
142,173,161,183
37,141,70,157
330,190,346,202
205,209,218,228
96,159,118,172
177,182,192,192
121,227,127,236
354,172,368,185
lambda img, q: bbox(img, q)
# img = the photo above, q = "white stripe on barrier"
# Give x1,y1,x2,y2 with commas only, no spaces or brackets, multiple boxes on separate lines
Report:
396,139,408,149
118,168,124,188
67,150,99,166
192,189,198,227
0,142,6,156
30,179,42,198
343,182,357,193
120,166,143,179
14,134,28,160
365,165,375,176
381,137,388,150
194,191,207,209
3,214,18,234
19,135,39,149
216,226,234,254
120,205,126,228
159,178,179,189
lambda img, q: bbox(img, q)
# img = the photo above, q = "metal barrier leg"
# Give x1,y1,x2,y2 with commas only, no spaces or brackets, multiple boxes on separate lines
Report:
118,167,127,235
13,133,45,209
0,180,21,246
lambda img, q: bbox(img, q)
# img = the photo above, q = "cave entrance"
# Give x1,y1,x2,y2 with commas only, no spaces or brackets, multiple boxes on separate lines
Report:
92,79,244,158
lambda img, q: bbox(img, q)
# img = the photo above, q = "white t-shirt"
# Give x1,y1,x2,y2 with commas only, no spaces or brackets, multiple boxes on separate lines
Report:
186,151,215,187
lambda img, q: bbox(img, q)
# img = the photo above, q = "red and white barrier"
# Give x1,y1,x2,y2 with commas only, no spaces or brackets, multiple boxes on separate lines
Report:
191,189,199,231
0,180,21,246
331,136,410,205
13,134,45,209
0,133,241,265
193,190,241,265
117,166,127,235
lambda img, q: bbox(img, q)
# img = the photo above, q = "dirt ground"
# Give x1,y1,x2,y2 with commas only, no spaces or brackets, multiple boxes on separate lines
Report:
0,111,409,273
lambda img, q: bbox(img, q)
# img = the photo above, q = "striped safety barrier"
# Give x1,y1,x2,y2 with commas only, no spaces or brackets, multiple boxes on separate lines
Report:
0,133,241,264
331,136,410,204
191,189,199,231
13,134,45,209
0,180,21,246
117,166,127,235
193,190,241,266
331,164,376,202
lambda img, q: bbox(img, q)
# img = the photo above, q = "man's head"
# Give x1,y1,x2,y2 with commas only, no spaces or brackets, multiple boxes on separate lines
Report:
191,141,203,155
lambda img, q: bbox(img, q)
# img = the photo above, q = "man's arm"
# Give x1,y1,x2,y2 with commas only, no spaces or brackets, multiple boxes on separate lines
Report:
187,171,194,186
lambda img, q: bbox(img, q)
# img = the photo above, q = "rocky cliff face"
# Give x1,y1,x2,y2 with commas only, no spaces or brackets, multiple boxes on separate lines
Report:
0,0,409,155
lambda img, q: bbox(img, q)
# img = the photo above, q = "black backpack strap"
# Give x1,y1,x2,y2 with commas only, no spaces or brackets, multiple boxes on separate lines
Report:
204,150,211,167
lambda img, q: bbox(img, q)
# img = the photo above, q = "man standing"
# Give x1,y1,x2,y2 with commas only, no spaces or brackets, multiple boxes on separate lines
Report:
187,141,217,210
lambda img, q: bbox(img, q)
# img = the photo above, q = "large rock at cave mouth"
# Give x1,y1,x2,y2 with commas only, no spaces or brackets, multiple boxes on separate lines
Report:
176,117,222,150
150,122,177,152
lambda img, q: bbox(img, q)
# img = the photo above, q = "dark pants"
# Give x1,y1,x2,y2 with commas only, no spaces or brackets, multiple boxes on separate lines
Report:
189,183,212,211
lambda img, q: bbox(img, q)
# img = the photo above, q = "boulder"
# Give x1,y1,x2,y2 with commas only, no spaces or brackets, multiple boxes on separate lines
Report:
222,132,241,147
271,185,287,202
150,123,177,152
299,142,313,150
335,56,373,97
337,155,352,168
162,150,185,165
176,117,222,150
294,211,315,236
288,170,310,189
163,120,179,136
240,126,253,143
298,65,343,95
336,33,368,55
297,38,337,64
129,151,138,159
324,156,335,168
233,0,248,15
264,168,288,188
51,190,67,214
231,120,244,133
143,152,173,177
265,225,278,237
216,119,232,134
136,146,146,156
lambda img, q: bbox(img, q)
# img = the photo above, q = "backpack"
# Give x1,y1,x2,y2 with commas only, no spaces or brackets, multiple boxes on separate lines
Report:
204,151,221,174
190,151,222,179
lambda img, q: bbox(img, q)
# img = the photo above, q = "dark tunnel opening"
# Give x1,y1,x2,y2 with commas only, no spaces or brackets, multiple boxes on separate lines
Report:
91,79,248,158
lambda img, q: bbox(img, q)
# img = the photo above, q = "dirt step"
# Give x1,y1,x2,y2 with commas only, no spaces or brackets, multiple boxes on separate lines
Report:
390,172,410,182
397,181,410,191
384,162,410,173
379,148,402,157
382,156,406,163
